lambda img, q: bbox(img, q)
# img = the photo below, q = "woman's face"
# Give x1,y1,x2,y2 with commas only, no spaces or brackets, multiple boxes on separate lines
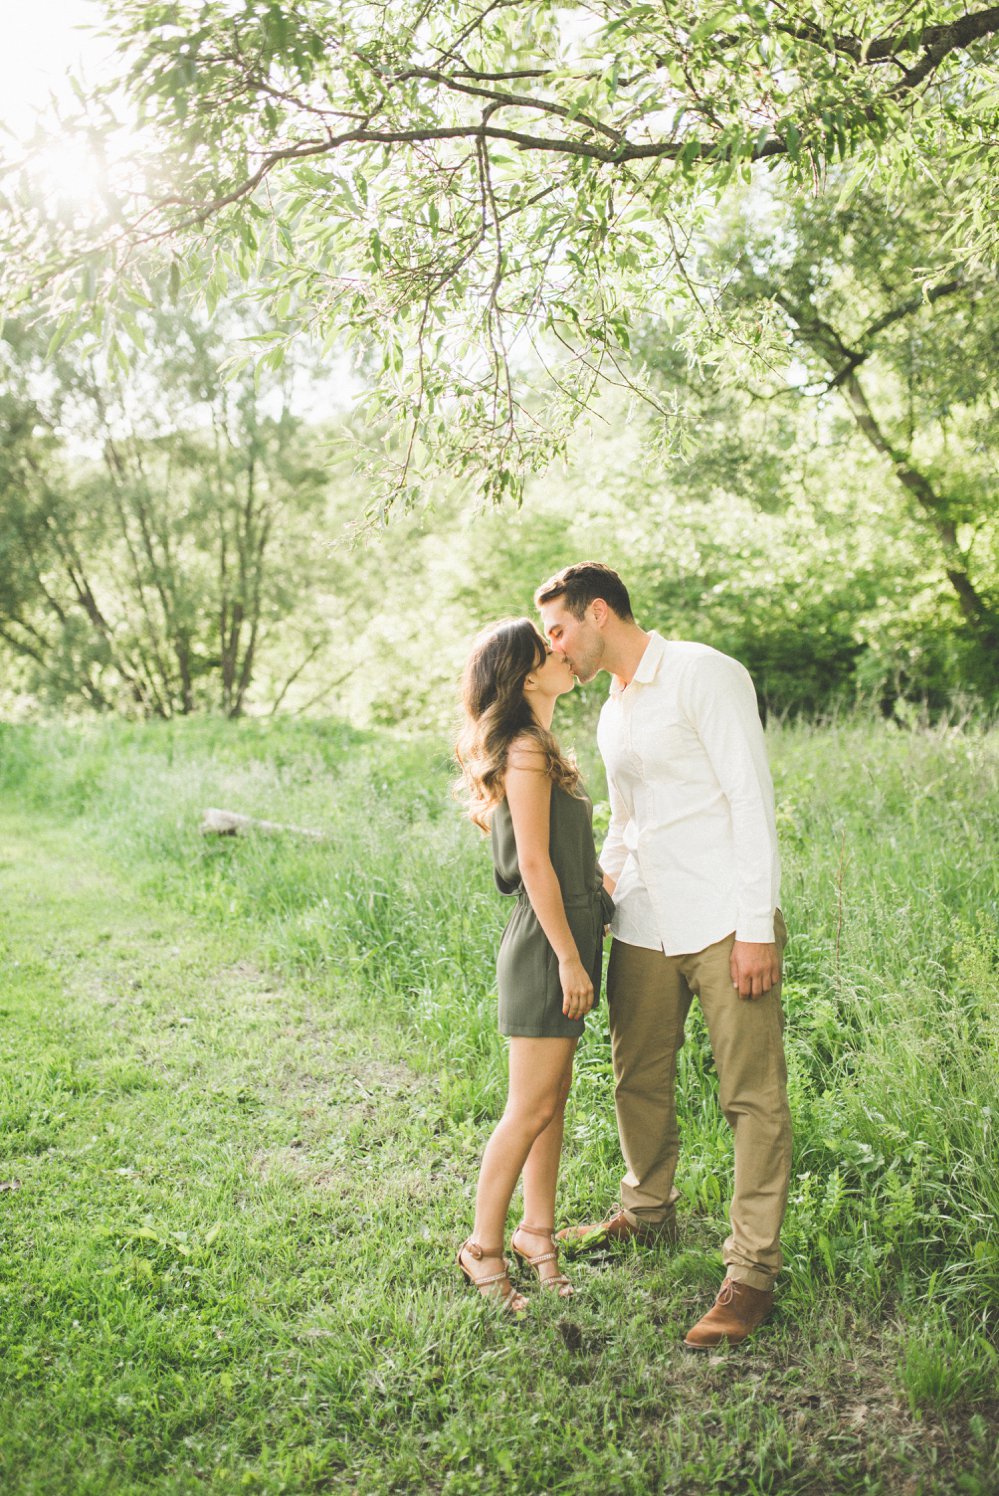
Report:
526,642,576,702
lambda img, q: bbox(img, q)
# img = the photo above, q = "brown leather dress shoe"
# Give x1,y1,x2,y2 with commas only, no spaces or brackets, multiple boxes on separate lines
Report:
557,1209,677,1251
683,1278,774,1350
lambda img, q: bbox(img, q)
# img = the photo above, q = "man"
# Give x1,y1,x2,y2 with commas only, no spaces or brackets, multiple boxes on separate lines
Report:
535,562,791,1350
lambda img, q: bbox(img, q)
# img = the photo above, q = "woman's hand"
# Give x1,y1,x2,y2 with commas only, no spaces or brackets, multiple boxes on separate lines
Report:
559,955,594,1020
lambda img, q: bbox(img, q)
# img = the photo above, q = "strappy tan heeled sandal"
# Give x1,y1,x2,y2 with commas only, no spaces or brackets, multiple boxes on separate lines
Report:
457,1239,529,1315
511,1223,574,1298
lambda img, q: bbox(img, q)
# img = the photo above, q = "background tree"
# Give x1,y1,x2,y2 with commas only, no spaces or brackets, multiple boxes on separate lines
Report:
324,390,989,728
0,307,332,716
738,184,997,660
701,178,998,685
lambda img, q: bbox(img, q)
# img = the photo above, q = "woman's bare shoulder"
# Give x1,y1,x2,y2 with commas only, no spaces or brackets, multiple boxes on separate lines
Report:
506,734,548,774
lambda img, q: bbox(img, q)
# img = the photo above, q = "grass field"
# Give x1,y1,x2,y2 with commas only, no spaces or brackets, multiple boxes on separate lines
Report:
1,714,997,1494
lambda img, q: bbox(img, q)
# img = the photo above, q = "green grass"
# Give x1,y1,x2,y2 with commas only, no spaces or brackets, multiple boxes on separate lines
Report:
1,714,997,1494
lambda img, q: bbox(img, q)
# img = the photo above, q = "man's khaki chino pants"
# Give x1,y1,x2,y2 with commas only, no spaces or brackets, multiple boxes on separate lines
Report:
606,911,791,1291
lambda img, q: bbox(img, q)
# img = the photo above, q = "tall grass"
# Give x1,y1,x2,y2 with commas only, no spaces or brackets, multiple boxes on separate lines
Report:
3,713,997,1494
2,712,996,1324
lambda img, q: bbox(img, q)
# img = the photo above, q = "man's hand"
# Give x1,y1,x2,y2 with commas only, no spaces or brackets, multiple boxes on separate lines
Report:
602,874,615,937
730,940,781,1000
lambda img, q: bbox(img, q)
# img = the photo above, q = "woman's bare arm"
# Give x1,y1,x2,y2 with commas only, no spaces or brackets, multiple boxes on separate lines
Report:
504,740,593,1019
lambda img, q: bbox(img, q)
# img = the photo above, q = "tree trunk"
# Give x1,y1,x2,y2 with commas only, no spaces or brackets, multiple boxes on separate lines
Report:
781,296,999,654
200,808,326,838
836,368,999,649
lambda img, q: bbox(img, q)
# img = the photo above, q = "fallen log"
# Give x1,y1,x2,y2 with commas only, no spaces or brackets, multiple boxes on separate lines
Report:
200,807,326,840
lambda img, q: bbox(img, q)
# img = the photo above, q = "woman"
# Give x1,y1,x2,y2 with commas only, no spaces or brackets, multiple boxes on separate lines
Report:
454,618,614,1313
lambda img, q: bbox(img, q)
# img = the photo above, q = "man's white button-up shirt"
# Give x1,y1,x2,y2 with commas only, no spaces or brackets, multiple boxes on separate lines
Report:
597,632,781,956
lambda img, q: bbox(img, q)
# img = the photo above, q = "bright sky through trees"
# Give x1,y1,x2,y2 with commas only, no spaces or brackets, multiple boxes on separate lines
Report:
1,0,109,139
1,0,116,211
0,2,359,420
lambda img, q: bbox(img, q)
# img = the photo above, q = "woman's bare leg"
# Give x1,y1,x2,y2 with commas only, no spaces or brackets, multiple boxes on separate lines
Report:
517,1048,575,1281
521,1050,574,1221
461,1036,577,1295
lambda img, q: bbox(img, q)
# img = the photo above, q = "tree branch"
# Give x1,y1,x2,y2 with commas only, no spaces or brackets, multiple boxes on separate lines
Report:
769,4,999,66
824,277,976,387
393,67,626,145
778,292,999,648
126,0,998,247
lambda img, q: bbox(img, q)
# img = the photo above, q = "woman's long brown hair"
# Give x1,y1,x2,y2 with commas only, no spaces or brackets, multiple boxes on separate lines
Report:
454,617,580,830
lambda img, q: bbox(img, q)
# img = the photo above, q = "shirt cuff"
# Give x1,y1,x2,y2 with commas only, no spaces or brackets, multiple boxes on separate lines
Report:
735,915,776,944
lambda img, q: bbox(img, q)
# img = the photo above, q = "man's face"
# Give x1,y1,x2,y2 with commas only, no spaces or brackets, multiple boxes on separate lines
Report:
539,599,605,684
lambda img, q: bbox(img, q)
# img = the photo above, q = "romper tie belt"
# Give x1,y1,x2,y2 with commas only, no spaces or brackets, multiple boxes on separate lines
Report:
515,883,615,921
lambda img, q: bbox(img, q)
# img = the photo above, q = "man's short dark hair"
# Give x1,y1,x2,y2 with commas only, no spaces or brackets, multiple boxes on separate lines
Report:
534,562,634,621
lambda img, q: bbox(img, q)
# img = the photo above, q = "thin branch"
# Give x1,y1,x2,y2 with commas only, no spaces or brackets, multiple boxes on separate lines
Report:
289,665,356,717
394,67,626,145
432,0,529,68
267,637,329,716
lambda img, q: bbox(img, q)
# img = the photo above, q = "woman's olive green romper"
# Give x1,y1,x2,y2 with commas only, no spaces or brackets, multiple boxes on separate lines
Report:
491,781,615,1039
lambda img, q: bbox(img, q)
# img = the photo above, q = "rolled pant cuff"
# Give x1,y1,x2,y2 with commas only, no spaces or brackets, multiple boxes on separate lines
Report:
724,1265,776,1293
622,1208,678,1242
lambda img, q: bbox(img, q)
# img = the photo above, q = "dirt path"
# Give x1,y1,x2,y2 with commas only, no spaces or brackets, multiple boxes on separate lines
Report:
0,808,425,1170
0,807,449,1492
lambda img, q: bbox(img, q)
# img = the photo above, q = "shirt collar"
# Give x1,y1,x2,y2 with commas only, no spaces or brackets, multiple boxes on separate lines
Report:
609,631,666,697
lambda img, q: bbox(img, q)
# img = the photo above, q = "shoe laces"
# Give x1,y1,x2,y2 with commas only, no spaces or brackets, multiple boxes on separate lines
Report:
716,1280,737,1307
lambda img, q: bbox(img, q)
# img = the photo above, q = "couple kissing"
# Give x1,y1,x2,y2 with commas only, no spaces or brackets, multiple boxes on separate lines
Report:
454,562,790,1350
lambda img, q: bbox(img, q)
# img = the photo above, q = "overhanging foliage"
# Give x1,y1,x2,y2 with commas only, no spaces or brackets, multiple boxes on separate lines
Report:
3,1,998,509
